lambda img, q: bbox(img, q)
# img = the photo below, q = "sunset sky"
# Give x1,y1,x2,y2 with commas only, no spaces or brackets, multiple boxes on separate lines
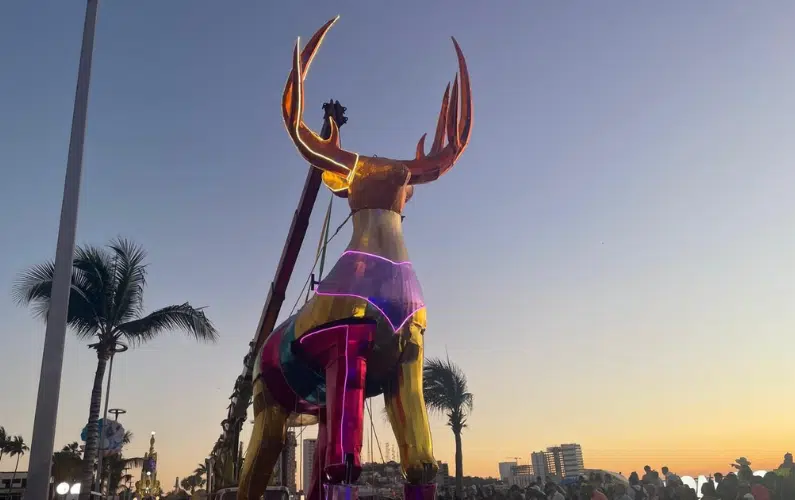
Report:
1,0,794,488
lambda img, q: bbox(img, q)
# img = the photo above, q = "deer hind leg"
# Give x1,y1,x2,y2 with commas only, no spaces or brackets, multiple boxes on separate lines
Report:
384,314,438,489
237,378,289,500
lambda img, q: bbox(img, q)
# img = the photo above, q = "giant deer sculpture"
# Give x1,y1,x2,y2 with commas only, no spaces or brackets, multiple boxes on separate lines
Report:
238,16,472,500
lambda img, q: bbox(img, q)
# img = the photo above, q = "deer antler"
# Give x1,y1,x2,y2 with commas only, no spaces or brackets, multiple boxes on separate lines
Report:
406,37,473,184
282,16,359,181
282,18,472,187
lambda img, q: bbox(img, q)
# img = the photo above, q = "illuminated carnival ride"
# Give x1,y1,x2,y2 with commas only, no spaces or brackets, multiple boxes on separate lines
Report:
236,16,472,500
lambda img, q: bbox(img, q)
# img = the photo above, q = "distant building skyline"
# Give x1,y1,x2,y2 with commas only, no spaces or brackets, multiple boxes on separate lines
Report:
531,452,549,481
302,438,316,493
543,443,585,478
497,443,585,483
437,462,450,487
498,462,516,482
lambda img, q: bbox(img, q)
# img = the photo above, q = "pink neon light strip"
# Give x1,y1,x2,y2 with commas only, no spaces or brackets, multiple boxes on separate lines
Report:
314,290,423,332
341,327,348,464
298,324,350,466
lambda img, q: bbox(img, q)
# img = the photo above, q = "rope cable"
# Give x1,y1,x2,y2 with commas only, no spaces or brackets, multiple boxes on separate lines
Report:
287,209,352,318
291,193,352,492
366,400,386,463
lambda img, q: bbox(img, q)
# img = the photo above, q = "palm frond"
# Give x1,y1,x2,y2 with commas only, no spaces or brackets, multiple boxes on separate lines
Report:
423,357,473,433
119,456,145,469
72,244,117,322
108,238,148,324
116,303,218,344
5,436,28,455
12,259,103,338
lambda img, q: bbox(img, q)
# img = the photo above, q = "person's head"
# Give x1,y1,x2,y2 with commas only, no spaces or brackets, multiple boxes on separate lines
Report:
714,473,723,483
644,466,651,473
661,467,669,476
629,472,639,484
763,471,778,490
701,482,716,496
738,467,753,482
784,452,793,465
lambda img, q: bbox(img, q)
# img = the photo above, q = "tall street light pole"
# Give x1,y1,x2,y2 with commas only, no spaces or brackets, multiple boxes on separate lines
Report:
94,341,128,495
26,1,100,498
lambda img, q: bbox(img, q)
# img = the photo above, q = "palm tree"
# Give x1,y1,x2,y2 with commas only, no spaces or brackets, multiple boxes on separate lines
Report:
104,454,144,494
103,431,144,495
180,474,205,493
0,426,7,464
13,238,218,498
423,357,473,499
194,462,207,477
6,436,29,488
52,442,84,484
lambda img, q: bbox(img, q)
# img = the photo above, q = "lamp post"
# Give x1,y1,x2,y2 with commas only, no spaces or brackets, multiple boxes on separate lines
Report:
109,408,127,421
94,340,129,495
26,2,100,498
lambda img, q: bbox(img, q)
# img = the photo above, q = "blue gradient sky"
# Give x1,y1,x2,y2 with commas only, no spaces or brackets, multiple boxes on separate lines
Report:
2,0,794,485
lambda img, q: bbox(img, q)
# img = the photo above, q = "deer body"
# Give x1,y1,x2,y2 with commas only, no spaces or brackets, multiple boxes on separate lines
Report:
238,16,472,500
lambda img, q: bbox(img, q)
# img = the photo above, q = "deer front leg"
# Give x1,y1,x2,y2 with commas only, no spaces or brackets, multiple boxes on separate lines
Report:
298,321,376,485
384,315,438,486
237,378,289,500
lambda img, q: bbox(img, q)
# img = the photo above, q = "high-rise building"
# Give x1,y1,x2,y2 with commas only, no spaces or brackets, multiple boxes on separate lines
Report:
499,462,517,482
530,452,549,481
302,438,317,492
544,447,564,478
560,443,584,477
436,462,450,486
510,464,533,487
272,431,297,491
543,444,584,478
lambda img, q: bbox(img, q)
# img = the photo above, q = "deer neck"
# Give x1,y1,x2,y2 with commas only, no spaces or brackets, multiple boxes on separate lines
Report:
345,209,410,262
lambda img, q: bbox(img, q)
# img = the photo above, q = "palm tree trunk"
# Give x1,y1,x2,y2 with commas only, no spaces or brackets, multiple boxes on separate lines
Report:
454,430,463,499
12,454,21,488
79,349,110,500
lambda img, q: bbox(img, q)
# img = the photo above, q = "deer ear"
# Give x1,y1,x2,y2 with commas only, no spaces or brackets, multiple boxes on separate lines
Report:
322,170,350,198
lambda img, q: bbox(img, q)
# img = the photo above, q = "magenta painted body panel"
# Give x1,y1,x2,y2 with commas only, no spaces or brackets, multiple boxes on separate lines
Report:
299,324,374,484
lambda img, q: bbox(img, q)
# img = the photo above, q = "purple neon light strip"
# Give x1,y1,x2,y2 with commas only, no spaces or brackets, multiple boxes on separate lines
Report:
341,327,349,464
340,249,412,266
315,249,423,332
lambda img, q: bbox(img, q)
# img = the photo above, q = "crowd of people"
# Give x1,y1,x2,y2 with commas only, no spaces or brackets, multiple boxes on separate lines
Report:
438,454,795,500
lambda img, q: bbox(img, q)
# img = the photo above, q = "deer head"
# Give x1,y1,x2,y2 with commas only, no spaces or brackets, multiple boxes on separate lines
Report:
282,17,473,214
